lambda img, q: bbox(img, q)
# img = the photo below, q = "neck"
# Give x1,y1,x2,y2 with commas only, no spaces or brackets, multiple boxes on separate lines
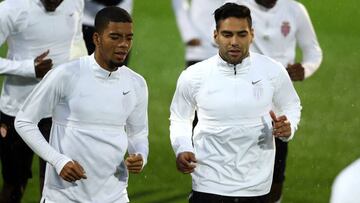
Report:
94,52,118,72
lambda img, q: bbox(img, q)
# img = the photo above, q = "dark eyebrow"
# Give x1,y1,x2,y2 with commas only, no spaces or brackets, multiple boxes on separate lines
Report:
109,33,134,37
237,30,248,34
221,30,233,34
221,30,249,35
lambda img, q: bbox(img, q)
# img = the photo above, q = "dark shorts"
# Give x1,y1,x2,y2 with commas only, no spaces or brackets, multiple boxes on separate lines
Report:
186,60,200,68
189,190,269,203
0,112,51,185
273,138,288,183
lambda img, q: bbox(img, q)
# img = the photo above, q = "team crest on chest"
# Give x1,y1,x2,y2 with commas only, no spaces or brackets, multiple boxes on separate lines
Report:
281,21,291,37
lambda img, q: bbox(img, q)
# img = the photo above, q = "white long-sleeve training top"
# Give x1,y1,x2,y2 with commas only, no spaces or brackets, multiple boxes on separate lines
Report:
170,52,301,196
83,0,133,26
15,55,149,203
172,0,225,61
229,0,323,78
0,0,86,117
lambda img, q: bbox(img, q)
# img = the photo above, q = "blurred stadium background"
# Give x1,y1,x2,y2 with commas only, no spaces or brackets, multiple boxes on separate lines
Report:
0,0,359,202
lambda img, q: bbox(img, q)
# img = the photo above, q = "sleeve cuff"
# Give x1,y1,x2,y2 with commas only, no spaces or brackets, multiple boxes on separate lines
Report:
278,124,296,142
53,155,73,175
172,136,194,157
23,59,36,78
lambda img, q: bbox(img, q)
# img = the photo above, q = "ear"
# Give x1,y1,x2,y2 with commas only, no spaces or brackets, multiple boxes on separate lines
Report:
93,32,100,47
250,28,254,43
213,30,219,45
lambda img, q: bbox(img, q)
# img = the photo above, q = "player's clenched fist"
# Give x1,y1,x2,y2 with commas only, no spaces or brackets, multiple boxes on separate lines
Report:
176,152,197,174
60,160,87,182
125,154,144,174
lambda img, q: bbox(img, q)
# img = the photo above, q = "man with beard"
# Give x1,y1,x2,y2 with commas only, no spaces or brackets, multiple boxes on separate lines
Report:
170,3,301,203
15,6,149,203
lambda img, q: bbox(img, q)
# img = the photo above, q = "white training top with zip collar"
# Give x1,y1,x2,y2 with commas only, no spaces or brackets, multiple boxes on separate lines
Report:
15,55,149,203
170,52,301,196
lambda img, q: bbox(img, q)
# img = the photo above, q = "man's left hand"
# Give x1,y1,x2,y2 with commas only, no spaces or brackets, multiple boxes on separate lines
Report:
287,63,305,81
270,111,291,138
125,154,144,174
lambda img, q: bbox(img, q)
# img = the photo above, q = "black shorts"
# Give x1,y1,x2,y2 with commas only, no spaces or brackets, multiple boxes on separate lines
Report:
0,112,51,185
186,60,200,68
272,138,288,183
189,190,269,203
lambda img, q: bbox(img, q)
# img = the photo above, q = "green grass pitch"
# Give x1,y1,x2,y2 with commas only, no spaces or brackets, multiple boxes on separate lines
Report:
0,0,359,202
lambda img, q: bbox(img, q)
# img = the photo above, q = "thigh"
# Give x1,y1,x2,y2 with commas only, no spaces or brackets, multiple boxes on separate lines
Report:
0,112,34,184
82,25,96,55
273,138,288,183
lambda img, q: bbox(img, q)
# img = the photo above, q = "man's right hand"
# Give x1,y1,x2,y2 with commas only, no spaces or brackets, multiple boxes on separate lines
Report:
60,161,87,182
176,152,197,174
286,63,305,81
34,50,53,78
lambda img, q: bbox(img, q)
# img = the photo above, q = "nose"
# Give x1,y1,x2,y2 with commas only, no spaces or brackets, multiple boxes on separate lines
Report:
230,36,239,47
118,39,129,48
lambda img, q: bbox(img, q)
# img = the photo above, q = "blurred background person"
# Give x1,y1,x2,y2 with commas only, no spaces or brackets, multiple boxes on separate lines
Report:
172,0,225,68
82,0,133,65
330,158,360,203
227,0,323,202
172,0,226,128
0,0,87,202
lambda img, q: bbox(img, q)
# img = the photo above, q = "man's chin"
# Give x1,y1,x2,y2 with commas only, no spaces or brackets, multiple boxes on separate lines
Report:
45,7,56,12
110,61,124,68
228,57,243,65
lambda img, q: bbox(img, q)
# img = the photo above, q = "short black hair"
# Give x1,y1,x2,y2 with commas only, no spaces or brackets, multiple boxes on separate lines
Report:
94,6,132,34
214,3,252,30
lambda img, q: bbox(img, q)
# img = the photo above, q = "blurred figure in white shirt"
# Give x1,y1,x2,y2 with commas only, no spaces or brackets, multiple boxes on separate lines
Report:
0,0,87,202
330,159,360,203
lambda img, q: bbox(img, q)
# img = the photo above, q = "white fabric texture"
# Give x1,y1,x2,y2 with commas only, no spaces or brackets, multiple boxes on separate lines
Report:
15,55,149,202
330,159,360,203
172,0,225,61
0,0,86,117
170,52,301,196
229,0,322,78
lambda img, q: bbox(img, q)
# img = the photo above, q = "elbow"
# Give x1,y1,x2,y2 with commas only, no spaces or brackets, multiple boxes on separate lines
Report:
14,116,25,136
14,114,34,138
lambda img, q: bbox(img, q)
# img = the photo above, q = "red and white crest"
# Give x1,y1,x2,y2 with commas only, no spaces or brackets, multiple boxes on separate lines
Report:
281,21,291,37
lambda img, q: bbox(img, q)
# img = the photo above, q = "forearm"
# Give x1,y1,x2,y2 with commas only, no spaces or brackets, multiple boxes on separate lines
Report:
274,66,302,141
302,49,323,78
170,119,194,156
127,128,149,166
15,115,71,174
172,0,200,43
0,58,35,77
278,104,301,141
